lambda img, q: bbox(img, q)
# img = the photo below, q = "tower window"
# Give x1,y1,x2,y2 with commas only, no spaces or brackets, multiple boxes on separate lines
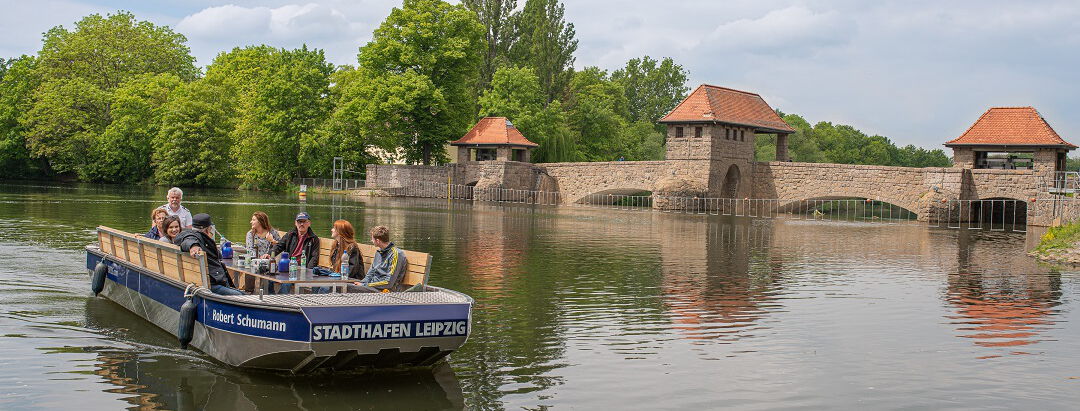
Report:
725,129,730,140
675,127,684,138
740,130,745,141
694,127,702,138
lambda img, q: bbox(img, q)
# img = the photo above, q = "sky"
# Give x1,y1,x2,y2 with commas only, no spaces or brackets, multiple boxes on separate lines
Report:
2,0,1079,152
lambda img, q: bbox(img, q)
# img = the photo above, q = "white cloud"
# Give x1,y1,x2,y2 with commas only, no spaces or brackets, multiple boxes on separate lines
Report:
701,6,856,55
175,2,366,65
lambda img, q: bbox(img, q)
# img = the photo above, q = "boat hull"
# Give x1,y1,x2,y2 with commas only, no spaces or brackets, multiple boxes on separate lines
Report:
85,247,473,373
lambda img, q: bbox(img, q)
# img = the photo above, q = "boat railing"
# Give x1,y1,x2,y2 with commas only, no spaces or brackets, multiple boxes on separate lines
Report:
96,226,209,288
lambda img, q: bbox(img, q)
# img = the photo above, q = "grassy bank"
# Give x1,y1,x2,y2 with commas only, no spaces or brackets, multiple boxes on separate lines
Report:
1031,221,1080,264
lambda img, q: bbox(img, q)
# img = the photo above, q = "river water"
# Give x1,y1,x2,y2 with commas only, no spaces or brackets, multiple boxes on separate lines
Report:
0,183,1077,410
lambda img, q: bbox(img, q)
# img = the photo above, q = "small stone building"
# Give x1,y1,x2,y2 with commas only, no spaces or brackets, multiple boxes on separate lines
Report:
451,117,538,163
658,84,795,198
945,107,1075,175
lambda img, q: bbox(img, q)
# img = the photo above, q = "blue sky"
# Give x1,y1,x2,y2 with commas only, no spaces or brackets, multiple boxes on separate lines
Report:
3,0,1079,153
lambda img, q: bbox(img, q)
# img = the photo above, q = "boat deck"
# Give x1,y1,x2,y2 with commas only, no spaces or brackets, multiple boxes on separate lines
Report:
225,290,472,307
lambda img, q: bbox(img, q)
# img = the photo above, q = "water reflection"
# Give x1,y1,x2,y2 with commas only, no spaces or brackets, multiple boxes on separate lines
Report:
661,219,782,342
946,230,1062,357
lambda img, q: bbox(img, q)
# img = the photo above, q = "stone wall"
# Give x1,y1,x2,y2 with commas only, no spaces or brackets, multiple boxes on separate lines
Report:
366,157,1069,225
366,164,465,188
540,161,670,204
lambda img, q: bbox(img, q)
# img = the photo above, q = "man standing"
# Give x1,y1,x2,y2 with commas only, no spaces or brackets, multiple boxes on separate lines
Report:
357,225,408,292
269,212,320,268
159,187,193,229
174,213,243,296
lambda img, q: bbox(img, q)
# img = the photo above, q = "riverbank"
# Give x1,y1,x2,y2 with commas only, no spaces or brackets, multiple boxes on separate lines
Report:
1030,221,1080,265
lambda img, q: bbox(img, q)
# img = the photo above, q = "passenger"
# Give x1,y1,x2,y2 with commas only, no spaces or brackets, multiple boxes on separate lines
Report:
268,212,320,268
159,215,182,244
246,211,280,258
143,208,169,240
159,187,193,229
312,219,364,294
331,220,362,278
354,225,408,292
174,213,243,296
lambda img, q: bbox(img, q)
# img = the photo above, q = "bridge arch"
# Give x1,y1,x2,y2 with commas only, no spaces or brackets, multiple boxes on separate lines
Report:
778,196,919,220
574,187,653,206
721,165,740,198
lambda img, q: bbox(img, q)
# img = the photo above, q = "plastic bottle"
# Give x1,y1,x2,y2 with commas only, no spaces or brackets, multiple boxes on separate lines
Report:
277,252,290,273
340,251,350,278
289,257,298,280
301,248,307,268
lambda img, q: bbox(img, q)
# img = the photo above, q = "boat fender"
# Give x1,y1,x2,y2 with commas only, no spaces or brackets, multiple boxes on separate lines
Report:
91,261,108,296
178,285,198,349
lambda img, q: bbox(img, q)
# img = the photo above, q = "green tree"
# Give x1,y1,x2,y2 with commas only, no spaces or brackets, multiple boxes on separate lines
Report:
611,56,689,127
154,78,237,186
97,73,184,182
510,0,577,103
0,56,43,178
357,0,487,165
231,46,333,189
565,67,628,161
478,65,576,162
22,78,110,178
23,11,196,180
301,66,385,178
463,0,518,92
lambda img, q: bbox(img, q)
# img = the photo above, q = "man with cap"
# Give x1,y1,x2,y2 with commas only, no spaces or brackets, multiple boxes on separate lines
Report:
174,213,244,295
269,211,321,269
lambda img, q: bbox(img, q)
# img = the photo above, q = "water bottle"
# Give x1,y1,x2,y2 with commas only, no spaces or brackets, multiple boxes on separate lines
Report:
221,241,233,259
277,252,290,273
301,248,307,267
340,251,350,278
289,257,298,281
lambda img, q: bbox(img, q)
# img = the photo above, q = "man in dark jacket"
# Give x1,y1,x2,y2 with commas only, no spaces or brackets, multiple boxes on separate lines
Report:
269,211,320,268
174,213,243,296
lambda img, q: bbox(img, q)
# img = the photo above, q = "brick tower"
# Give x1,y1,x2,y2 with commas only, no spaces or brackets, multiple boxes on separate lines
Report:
659,84,795,198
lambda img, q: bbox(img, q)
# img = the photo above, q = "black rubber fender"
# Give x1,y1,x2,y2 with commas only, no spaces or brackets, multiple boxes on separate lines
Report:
178,297,197,349
91,261,108,296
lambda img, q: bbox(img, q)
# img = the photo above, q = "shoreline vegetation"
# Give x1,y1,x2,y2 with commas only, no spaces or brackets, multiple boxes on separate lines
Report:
0,1,953,193
1030,222,1080,265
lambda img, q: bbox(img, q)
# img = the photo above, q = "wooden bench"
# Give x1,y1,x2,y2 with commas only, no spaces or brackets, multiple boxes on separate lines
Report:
276,230,432,291
97,226,207,287
355,243,431,290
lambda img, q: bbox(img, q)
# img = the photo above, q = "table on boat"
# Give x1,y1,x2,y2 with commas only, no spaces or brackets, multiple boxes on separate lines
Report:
222,258,356,295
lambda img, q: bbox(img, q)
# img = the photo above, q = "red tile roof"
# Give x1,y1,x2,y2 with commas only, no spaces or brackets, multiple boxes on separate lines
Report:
659,84,795,133
946,107,1075,148
451,117,538,147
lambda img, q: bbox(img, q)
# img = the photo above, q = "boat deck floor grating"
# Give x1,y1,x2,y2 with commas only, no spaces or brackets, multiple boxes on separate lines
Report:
226,291,470,307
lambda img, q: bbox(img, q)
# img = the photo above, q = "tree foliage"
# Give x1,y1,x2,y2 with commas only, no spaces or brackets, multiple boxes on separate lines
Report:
0,56,42,178
510,0,577,103
612,56,689,127
153,77,237,186
21,11,197,181
226,46,333,189
98,73,184,182
755,112,951,167
463,0,518,92
357,0,487,165
479,66,575,162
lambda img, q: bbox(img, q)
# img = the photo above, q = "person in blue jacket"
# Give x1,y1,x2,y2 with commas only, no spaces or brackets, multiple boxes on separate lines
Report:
356,225,408,292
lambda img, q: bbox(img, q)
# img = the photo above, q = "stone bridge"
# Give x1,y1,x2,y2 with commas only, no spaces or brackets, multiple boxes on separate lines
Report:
363,85,1074,226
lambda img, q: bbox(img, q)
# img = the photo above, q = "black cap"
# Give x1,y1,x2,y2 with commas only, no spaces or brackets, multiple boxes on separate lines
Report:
295,211,311,221
192,213,213,228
